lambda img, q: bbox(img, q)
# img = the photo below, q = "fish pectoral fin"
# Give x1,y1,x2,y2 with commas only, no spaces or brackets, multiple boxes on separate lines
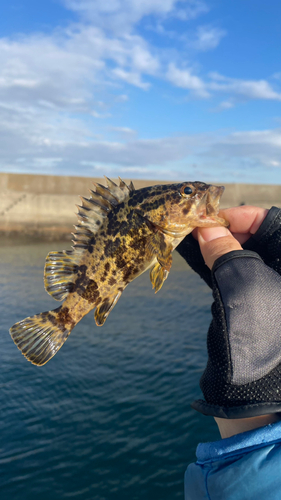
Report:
94,290,123,326
9,308,73,366
44,250,80,301
150,262,170,293
147,232,173,263
146,231,165,259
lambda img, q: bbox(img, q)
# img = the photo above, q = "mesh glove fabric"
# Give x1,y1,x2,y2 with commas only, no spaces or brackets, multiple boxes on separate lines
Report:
242,206,281,274
192,250,281,418
176,207,281,418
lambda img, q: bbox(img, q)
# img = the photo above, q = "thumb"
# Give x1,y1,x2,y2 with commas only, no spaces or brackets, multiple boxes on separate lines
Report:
198,227,243,270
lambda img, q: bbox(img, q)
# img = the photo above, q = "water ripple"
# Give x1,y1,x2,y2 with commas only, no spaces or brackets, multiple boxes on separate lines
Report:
0,238,220,500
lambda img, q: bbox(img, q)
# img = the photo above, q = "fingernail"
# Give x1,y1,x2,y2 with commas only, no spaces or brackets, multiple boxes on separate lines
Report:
198,226,230,242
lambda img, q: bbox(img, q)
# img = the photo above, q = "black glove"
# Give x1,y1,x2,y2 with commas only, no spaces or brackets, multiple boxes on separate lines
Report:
177,207,281,418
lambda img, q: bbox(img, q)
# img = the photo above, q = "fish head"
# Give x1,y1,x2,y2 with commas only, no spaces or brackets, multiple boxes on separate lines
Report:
136,181,228,237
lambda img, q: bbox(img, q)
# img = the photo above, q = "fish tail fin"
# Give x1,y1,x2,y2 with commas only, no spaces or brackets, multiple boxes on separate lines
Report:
9,308,73,366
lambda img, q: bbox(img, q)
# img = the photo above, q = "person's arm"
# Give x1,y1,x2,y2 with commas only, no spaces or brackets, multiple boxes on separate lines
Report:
195,221,281,438
214,413,281,439
177,206,281,437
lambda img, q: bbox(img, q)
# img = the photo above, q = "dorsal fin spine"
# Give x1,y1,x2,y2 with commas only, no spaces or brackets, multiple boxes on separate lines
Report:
104,176,118,189
89,190,112,210
71,176,134,254
118,177,130,191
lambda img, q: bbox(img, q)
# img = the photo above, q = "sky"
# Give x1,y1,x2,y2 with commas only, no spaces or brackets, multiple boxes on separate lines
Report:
0,0,280,183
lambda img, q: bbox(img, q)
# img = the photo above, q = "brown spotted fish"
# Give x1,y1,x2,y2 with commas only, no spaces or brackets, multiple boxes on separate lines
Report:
10,178,228,366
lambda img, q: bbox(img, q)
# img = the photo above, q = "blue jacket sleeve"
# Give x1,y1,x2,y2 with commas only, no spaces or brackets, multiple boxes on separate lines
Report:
185,420,281,500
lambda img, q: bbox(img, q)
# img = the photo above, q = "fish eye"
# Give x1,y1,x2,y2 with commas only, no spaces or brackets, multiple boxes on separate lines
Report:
182,186,193,196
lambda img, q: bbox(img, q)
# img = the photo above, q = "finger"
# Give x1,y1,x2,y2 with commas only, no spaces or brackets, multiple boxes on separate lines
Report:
192,206,268,244
231,232,253,245
198,227,243,270
219,206,268,235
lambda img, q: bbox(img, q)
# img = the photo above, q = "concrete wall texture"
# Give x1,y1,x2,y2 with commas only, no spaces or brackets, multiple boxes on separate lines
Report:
1,172,280,239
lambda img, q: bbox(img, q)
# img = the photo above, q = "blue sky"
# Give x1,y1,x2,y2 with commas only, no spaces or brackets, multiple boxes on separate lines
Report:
0,0,280,183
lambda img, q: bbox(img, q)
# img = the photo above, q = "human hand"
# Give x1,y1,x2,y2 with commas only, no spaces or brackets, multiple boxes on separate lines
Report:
189,205,281,420
195,206,268,269
176,206,271,289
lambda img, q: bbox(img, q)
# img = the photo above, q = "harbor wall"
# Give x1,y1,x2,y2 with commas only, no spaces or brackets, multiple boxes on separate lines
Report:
1,172,280,239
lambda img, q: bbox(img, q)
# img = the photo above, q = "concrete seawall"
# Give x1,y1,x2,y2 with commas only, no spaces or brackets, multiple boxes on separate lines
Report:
1,172,280,239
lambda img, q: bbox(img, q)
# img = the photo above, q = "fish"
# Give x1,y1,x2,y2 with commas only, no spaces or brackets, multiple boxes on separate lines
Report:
9,178,228,366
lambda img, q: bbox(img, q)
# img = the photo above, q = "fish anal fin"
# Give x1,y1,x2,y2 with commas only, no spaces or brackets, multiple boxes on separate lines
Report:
94,290,123,326
44,250,80,300
9,308,74,366
150,262,169,293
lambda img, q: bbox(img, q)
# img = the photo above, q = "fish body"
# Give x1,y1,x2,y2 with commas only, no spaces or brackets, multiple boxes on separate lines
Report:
10,179,228,366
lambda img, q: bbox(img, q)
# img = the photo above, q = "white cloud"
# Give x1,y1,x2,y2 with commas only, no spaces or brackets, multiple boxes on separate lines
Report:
165,66,281,102
63,0,208,33
0,98,204,173
206,129,281,170
216,100,234,111
221,129,281,148
112,68,150,89
0,26,160,114
115,94,129,102
166,63,210,97
191,25,226,51
209,73,281,101
1,93,280,181
0,0,280,183
109,126,136,135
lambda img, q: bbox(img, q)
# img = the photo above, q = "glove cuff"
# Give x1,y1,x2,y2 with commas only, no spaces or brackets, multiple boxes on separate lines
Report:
191,399,281,419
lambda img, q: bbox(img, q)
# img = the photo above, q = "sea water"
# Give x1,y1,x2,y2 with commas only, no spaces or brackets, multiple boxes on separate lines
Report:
0,238,219,500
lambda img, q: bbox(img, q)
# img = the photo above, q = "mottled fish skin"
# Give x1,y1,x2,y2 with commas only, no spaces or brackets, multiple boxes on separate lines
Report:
9,179,228,366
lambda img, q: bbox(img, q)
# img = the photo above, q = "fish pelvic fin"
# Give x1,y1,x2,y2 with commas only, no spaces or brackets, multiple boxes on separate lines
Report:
44,250,80,300
9,307,75,366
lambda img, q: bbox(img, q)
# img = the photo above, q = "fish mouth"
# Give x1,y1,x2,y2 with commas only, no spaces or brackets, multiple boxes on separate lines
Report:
197,185,224,218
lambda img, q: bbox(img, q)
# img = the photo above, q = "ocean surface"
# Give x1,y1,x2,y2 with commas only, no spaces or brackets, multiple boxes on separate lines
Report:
0,237,220,500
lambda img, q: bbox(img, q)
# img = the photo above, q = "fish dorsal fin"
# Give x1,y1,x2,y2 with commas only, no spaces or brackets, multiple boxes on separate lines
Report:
72,177,134,250
44,177,134,301
105,176,135,202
